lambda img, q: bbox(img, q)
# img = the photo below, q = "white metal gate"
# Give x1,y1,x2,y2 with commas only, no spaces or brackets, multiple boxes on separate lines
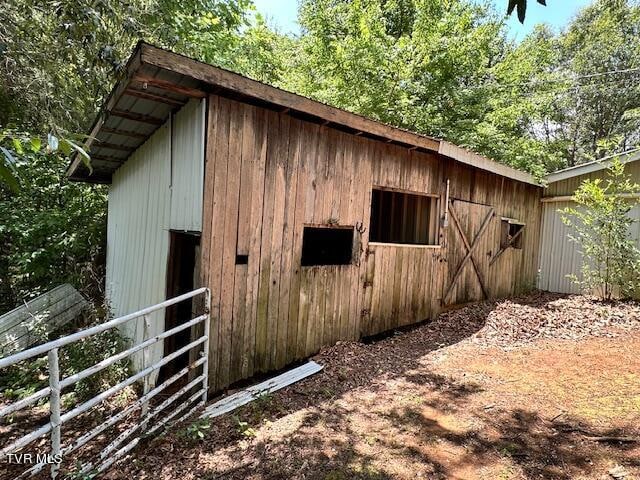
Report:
0,287,210,479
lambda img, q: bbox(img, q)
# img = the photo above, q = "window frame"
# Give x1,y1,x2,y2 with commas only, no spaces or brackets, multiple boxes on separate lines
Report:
368,186,442,248
500,217,525,250
300,224,357,267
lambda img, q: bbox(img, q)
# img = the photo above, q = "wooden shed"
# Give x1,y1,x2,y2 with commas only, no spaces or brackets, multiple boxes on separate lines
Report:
68,42,543,391
539,150,640,294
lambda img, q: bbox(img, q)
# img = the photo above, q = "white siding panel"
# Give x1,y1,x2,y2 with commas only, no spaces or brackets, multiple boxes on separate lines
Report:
538,201,583,294
106,100,204,379
538,201,640,294
106,121,171,376
170,99,205,231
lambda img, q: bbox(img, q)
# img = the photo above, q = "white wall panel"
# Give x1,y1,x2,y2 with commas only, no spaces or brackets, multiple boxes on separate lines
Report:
106,121,171,374
171,98,205,231
538,201,582,294
106,100,205,380
538,201,640,294
105,98,205,377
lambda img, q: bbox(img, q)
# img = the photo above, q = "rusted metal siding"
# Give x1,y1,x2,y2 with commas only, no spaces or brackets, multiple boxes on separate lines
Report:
171,99,205,231
105,99,205,374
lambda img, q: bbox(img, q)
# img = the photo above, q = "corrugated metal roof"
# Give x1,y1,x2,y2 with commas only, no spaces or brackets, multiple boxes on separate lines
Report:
545,149,640,184
67,42,539,186
68,60,205,182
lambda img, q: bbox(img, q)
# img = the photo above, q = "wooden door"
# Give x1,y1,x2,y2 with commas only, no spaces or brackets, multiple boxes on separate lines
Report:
362,244,441,337
443,199,495,307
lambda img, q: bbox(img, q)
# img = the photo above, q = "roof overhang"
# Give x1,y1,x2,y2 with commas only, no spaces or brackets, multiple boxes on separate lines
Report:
67,42,539,186
545,149,640,184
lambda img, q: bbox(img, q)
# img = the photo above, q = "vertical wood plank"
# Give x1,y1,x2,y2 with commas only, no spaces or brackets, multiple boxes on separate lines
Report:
218,99,244,388
255,109,279,371
243,106,267,379
267,114,290,369
276,117,299,369
198,96,217,384
206,96,231,390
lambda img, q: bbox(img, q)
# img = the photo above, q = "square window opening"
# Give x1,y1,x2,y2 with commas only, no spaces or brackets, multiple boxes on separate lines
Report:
301,226,354,266
501,219,525,250
369,188,439,245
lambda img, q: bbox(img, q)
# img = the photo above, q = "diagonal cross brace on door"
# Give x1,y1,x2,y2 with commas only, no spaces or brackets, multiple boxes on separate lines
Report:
443,204,494,305
447,204,491,300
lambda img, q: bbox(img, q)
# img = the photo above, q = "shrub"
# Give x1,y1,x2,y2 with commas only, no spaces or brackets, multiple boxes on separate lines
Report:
0,313,130,404
561,157,640,301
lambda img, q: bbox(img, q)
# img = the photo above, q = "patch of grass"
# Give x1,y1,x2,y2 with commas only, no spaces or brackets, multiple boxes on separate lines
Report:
324,471,348,480
242,391,287,424
364,434,378,446
350,463,386,479
321,387,337,399
404,393,423,405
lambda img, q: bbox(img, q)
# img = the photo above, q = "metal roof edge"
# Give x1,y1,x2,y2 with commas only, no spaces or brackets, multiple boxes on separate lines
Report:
545,149,640,184
68,41,540,187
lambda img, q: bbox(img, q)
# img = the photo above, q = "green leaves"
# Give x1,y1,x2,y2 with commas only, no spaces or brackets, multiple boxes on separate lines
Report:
180,418,212,442
0,155,19,193
0,131,94,192
29,137,41,153
0,145,107,313
59,138,92,172
561,157,640,300
0,0,254,314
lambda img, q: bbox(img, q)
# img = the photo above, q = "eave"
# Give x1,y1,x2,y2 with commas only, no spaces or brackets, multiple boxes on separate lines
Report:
67,42,539,187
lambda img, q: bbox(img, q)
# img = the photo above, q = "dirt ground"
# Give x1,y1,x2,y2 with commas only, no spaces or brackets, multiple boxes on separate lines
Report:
101,292,639,479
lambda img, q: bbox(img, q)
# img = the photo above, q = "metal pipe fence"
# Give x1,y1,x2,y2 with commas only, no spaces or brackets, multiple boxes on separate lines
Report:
0,287,211,479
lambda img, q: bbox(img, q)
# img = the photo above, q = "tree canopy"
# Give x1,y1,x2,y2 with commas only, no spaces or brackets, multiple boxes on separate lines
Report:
1,0,639,311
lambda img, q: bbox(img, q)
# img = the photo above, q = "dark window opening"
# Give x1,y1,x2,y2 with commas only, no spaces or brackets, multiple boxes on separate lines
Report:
500,219,525,249
369,188,439,245
236,254,249,265
301,226,354,266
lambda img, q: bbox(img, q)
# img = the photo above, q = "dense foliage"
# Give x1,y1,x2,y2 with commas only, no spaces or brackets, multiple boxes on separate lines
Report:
0,324,130,402
0,0,259,310
0,0,639,312
561,159,640,301
285,0,640,176
0,150,106,312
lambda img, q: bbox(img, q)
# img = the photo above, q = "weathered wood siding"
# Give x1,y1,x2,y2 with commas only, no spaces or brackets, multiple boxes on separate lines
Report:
201,95,542,391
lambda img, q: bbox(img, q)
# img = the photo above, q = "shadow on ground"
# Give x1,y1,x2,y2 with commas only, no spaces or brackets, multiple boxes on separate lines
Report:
102,292,640,480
